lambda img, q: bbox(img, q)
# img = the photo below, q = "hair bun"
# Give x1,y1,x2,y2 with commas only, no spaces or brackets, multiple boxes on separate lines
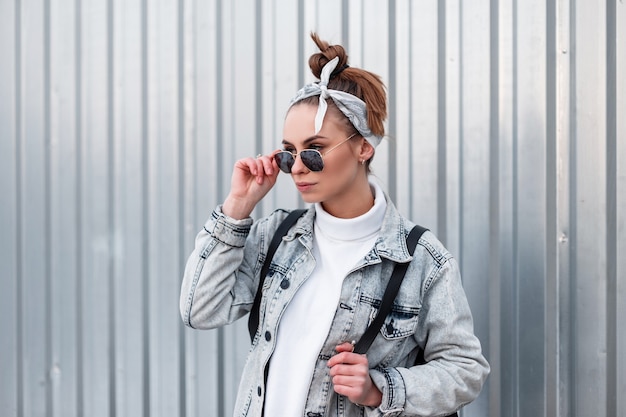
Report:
308,33,349,79
303,32,387,138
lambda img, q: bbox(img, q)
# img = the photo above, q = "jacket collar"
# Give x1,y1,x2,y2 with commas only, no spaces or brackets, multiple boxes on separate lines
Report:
372,193,416,263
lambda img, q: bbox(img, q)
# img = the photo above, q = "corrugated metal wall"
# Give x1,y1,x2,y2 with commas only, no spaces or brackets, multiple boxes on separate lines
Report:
0,1,624,416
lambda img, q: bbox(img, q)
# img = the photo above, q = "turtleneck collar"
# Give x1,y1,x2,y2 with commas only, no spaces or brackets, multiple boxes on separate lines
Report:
313,177,387,243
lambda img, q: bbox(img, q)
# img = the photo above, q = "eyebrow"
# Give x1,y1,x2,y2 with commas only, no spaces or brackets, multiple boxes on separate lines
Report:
281,135,329,146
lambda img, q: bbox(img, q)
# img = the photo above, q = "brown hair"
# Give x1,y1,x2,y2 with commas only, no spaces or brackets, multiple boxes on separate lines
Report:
297,32,387,138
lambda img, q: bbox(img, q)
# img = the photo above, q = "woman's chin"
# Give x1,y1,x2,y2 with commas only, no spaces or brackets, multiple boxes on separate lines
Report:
298,193,321,205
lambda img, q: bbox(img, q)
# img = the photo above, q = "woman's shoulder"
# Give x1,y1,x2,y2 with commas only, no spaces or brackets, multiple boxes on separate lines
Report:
411,228,454,267
395,214,454,268
380,200,452,264
253,207,314,237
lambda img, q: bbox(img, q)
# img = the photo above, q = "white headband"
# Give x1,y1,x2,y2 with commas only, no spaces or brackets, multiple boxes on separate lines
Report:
289,56,383,148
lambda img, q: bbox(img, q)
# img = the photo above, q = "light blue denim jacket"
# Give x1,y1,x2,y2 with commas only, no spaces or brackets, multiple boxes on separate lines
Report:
180,195,489,417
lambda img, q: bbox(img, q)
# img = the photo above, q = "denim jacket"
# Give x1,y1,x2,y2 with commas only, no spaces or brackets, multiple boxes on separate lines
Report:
180,195,489,417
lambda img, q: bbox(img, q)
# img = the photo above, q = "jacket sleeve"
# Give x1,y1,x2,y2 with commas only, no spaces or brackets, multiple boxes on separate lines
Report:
367,257,490,417
179,206,261,330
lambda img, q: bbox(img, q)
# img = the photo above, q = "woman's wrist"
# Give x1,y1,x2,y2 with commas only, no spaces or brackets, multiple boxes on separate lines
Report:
361,381,383,408
222,195,256,220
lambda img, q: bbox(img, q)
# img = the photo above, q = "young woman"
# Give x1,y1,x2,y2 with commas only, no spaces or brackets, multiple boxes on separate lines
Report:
180,33,489,417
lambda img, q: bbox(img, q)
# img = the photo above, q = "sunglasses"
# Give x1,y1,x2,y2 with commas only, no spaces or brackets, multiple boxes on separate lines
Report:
274,133,357,173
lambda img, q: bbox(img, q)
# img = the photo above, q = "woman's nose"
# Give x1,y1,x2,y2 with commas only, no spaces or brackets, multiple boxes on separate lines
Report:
290,152,308,174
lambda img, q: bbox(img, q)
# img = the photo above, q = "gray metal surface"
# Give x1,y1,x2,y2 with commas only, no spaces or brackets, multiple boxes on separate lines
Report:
0,1,624,416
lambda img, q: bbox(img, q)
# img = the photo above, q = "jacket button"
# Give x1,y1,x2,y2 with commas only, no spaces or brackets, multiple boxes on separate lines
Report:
265,331,271,341
280,279,290,289
257,386,262,396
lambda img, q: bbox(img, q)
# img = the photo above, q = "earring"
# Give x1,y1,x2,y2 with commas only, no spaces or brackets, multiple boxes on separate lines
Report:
360,159,365,165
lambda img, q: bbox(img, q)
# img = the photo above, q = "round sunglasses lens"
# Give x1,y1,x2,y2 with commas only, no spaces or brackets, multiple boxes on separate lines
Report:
274,152,294,173
300,150,324,171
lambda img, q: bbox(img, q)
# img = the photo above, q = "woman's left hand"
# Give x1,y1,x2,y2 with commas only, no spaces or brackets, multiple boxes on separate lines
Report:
327,342,383,408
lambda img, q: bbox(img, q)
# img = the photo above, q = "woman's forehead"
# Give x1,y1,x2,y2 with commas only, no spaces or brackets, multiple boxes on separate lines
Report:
283,104,346,140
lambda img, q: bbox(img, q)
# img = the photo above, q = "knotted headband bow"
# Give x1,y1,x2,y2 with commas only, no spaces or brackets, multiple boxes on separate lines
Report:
289,56,383,148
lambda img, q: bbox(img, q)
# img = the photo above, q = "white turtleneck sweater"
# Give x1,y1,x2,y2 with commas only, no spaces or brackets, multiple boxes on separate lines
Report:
265,179,387,417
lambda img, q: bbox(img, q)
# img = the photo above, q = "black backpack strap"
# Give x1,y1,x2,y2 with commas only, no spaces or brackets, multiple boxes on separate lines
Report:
352,225,459,417
352,224,428,355
248,209,307,341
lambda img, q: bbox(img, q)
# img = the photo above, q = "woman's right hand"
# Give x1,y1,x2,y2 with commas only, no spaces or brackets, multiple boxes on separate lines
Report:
222,152,281,219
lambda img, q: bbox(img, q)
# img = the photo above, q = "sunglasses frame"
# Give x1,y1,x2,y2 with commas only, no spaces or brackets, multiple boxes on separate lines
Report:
275,133,358,173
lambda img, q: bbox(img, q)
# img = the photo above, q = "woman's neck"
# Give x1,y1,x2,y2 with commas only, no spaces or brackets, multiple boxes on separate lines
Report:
320,175,375,218
315,178,386,242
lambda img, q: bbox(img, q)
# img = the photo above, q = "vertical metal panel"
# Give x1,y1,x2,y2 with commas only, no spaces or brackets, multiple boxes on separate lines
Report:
0,1,18,416
112,1,149,416
605,0,618,408
398,1,440,230
146,1,184,416
458,2,493,416
183,2,221,415
50,1,80,416
552,1,575,416
1,1,625,417
614,4,626,416
260,0,301,213
391,0,413,218
496,0,518,414
20,2,50,417
545,0,566,415
572,1,608,416
362,1,390,191
516,1,548,416
80,0,113,416
443,0,461,259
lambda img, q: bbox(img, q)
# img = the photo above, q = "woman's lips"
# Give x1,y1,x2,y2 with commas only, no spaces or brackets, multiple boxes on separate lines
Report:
295,182,315,192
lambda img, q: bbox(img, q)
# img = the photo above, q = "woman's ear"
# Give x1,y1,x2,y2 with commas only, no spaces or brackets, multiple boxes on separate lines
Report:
358,138,375,162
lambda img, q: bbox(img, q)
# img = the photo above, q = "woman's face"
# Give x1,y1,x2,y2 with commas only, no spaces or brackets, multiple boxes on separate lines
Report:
281,104,371,212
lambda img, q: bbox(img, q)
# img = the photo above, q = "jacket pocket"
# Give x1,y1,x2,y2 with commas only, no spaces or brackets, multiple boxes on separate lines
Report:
359,299,420,368
376,305,419,340
361,295,420,340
